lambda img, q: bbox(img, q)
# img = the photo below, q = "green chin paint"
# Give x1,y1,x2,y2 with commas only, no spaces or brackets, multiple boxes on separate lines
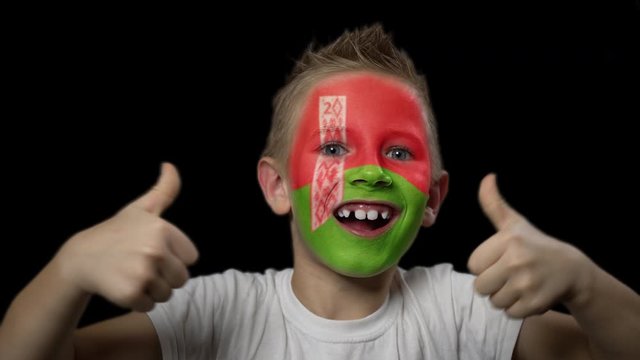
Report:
292,166,428,277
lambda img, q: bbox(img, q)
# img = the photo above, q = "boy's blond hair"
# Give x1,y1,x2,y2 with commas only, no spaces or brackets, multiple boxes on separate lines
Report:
263,24,443,181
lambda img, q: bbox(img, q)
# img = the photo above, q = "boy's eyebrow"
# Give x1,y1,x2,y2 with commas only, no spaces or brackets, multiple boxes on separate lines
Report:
309,128,425,145
384,129,426,143
380,130,427,151
314,126,347,133
309,127,347,140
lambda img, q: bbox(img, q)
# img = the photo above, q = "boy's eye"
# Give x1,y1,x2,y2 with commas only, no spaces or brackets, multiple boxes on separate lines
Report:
386,147,413,161
320,143,348,157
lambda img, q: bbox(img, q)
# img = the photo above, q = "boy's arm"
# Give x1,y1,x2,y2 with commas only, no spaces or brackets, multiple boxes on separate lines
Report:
514,266,640,360
0,263,160,360
75,312,160,360
0,256,90,360
468,174,640,360
0,163,198,360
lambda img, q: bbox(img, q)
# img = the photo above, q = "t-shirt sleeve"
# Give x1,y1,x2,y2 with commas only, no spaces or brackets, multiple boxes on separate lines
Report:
146,276,219,360
450,270,522,360
146,269,274,360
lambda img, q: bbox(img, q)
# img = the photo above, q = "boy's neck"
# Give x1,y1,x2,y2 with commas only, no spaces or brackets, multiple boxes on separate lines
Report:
291,241,397,320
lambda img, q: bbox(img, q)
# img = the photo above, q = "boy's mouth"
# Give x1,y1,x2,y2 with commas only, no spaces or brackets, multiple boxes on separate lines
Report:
332,201,400,238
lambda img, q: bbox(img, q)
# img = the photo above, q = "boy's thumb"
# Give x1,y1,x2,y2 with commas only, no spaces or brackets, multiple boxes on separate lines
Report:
130,162,182,216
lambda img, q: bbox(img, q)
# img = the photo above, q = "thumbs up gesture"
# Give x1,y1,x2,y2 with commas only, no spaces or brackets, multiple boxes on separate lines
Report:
468,174,591,318
54,163,199,312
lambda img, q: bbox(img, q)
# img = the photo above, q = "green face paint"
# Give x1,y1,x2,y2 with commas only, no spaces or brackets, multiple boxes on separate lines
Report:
292,166,428,276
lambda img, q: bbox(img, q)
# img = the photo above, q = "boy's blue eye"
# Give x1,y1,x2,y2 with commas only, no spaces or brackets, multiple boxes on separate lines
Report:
386,147,413,161
320,143,348,157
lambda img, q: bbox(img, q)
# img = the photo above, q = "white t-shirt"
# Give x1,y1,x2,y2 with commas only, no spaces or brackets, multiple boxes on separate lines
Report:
148,264,522,359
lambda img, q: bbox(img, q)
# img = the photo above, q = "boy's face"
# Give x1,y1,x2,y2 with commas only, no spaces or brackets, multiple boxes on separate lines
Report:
289,72,431,277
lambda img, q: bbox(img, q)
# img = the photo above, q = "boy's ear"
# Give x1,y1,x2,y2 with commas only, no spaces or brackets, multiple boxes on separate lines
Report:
422,171,449,228
257,157,291,215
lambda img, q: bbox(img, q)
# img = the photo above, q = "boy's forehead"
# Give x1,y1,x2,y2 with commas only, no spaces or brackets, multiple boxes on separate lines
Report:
292,71,427,133
301,72,422,111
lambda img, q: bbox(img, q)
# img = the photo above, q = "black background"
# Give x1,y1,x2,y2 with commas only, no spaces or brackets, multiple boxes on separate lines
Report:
2,3,638,326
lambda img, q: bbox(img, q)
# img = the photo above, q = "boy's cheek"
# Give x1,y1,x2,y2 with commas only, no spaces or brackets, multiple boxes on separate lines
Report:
395,161,430,195
289,147,319,190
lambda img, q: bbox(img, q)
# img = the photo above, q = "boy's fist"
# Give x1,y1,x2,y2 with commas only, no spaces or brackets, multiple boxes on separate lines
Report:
54,163,199,312
468,174,591,318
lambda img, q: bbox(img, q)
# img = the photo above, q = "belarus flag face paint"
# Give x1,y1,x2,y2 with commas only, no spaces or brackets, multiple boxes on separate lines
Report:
289,73,431,277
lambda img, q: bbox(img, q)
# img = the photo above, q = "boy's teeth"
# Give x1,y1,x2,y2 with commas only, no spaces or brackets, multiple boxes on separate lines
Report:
335,204,395,221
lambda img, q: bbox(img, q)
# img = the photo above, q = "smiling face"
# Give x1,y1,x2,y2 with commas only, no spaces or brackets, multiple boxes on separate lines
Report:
288,72,431,277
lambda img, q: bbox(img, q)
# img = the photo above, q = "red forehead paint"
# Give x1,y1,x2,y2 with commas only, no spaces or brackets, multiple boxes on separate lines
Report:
290,73,431,229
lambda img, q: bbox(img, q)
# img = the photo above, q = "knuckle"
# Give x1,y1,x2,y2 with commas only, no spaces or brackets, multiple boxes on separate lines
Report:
473,277,487,294
489,295,503,308
506,303,530,319
528,292,551,313
509,231,527,247
493,299,509,310
527,299,546,315
504,257,522,272
514,275,535,293
150,219,171,237
510,217,529,231
505,247,533,270
157,289,173,303
490,291,515,308
167,268,189,288
140,244,164,261
176,269,189,286
134,262,158,285
505,307,522,318
119,284,145,305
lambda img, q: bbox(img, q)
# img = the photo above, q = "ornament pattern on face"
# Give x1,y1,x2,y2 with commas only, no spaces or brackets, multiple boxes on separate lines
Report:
311,96,346,230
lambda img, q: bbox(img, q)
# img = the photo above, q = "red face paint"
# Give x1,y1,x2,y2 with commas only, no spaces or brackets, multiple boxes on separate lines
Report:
290,73,431,229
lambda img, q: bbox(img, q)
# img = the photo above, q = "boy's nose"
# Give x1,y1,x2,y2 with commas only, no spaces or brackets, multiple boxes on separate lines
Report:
347,165,393,190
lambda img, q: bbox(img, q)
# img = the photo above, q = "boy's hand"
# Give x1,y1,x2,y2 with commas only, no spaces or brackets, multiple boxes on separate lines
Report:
53,163,199,312
467,174,592,318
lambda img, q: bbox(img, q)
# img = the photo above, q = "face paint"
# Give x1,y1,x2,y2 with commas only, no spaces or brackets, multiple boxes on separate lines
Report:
311,96,346,230
289,73,431,277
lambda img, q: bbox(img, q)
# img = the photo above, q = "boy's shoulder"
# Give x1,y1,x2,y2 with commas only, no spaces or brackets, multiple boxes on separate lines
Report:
398,264,476,304
399,263,471,285
186,268,291,297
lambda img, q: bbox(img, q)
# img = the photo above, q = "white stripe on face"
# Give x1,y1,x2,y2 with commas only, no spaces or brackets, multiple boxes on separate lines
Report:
311,96,346,230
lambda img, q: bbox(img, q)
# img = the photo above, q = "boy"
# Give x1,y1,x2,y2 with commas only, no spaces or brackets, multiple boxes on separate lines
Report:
1,24,638,359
